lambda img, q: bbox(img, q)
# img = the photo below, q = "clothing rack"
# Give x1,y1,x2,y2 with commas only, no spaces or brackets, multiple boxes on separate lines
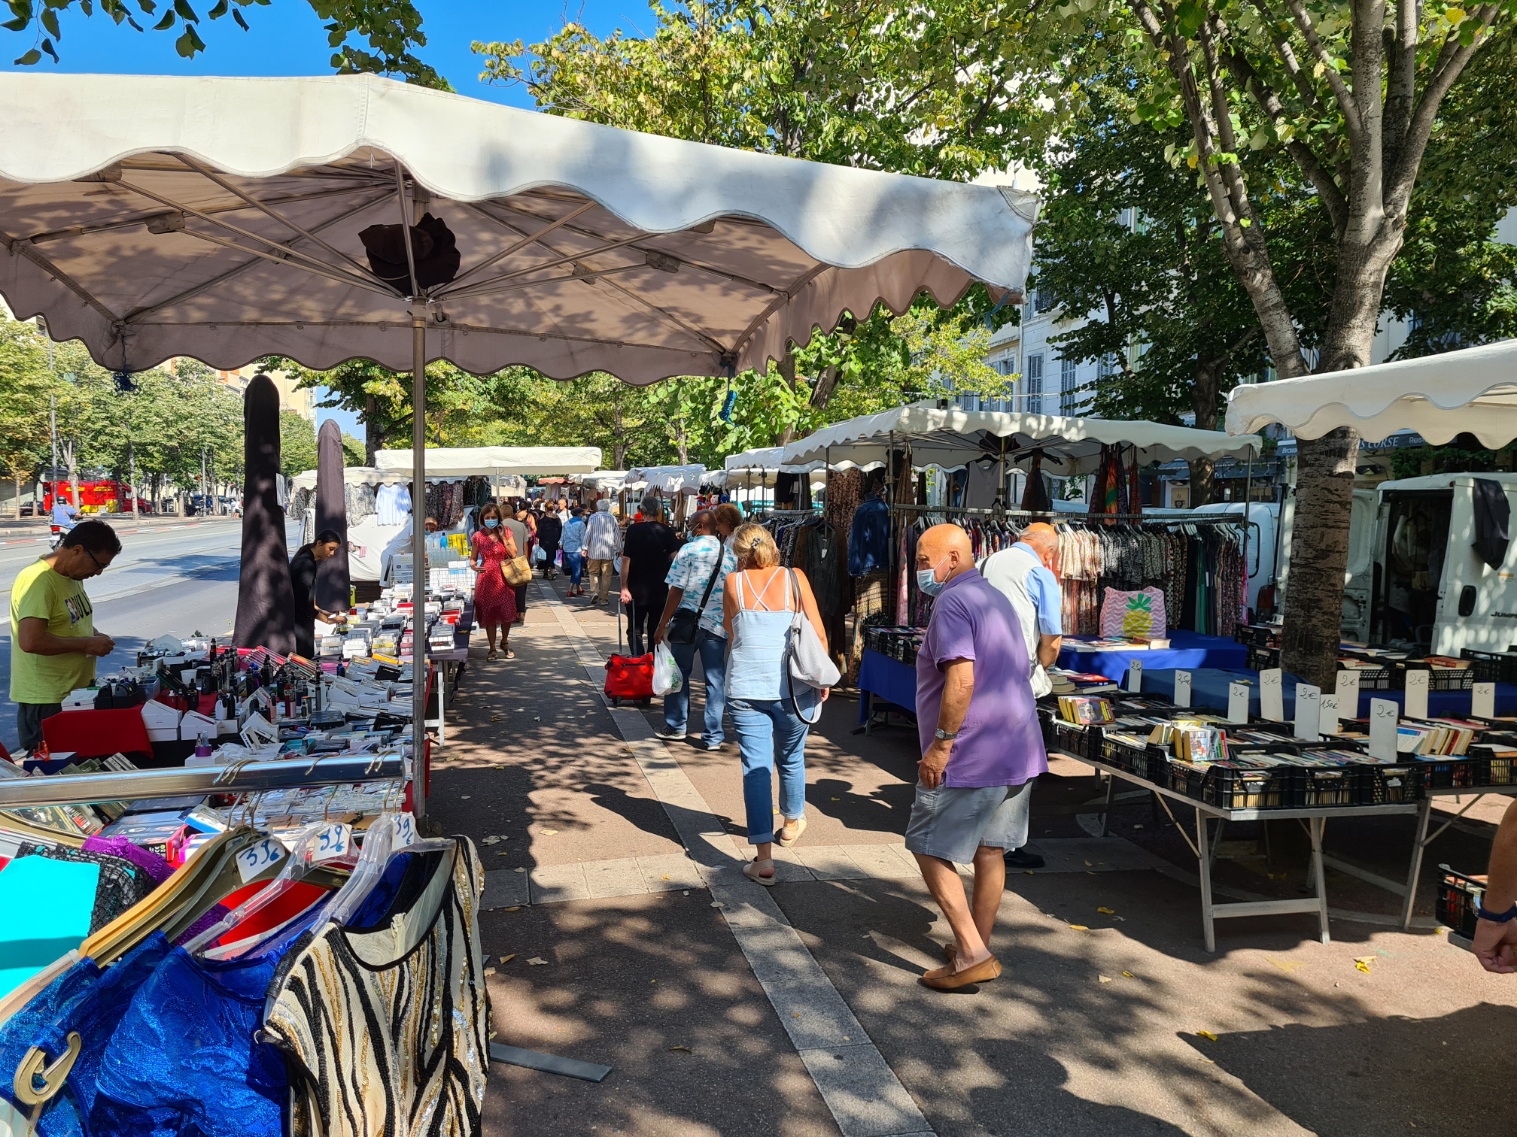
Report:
888,502,1244,525
0,754,406,809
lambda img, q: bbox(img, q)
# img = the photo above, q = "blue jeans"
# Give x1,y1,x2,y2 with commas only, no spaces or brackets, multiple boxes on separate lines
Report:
664,628,727,745
562,551,584,586
729,697,809,845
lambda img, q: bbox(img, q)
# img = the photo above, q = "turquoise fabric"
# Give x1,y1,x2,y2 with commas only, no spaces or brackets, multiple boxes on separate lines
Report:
0,856,99,997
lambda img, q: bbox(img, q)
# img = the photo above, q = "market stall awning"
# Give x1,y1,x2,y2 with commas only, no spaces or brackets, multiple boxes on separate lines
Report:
0,73,1037,382
723,446,821,472
1225,339,1517,447
573,470,629,491
782,401,1262,473
626,464,706,494
290,465,409,493
373,446,602,477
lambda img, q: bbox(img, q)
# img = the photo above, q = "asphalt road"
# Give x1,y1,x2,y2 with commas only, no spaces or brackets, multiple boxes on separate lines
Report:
0,517,295,752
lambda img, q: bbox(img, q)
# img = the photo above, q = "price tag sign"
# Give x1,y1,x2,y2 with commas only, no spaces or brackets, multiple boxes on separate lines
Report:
1473,681,1497,720
1404,669,1430,720
1294,683,1321,741
394,812,417,848
1227,682,1251,724
1125,659,1143,694
1335,669,1361,716
1259,668,1285,722
1319,694,1341,735
313,822,352,863
1368,698,1399,762
235,836,286,884
1173,670,1192,709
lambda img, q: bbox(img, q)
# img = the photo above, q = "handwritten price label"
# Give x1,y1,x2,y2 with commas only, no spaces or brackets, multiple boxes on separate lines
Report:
1173,670,1192,709
313,822,352,863
1368,698,1399,761
235,837,286,884
1227,682,1250,724
1403,670,1429,719
1294,683,1321,741
1125,659,1143,694
394,813,417,848
1259,668,1285,722
1473,681,1496,720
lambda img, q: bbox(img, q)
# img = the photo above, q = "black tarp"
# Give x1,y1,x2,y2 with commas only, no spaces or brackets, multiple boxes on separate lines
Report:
315,418,350,611
234,374,296,653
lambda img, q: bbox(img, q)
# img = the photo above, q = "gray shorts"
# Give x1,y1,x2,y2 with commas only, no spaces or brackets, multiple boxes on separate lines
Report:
904,780,1033,864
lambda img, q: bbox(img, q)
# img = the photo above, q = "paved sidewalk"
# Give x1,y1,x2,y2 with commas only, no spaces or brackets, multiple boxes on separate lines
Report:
423,575,1517,1137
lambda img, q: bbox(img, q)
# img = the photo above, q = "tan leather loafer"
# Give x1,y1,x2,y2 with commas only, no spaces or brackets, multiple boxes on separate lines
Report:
921,955,1001,990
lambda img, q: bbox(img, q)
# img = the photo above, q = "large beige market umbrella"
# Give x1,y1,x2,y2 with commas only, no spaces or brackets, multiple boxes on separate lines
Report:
0,73,1040,816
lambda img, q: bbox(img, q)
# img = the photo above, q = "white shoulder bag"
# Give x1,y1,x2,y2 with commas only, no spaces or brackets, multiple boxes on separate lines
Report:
785,570,841,724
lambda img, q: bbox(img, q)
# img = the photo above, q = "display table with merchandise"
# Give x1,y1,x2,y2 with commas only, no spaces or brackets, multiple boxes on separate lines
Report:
857,648,918,727
1056,631,1248,685
1133,667,1517,719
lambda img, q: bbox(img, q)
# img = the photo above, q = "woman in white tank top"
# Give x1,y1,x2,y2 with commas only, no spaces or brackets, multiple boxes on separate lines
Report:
722,523,831,885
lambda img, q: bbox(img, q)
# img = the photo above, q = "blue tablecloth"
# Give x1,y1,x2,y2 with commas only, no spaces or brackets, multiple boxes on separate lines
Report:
1134,667,1517,719
858,648,917,724
1057,631,1247,685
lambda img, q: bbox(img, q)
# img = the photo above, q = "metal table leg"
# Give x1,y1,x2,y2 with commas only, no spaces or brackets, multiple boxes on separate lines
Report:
1399,798,1435,931
1309,816,1330,943
1197,808,1215,953
1099,772,1117,838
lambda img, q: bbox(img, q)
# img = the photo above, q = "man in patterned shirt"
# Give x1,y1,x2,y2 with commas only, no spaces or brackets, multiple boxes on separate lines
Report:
653,509,737,749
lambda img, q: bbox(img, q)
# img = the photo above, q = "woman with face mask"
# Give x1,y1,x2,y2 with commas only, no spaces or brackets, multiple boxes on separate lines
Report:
469,501,519,660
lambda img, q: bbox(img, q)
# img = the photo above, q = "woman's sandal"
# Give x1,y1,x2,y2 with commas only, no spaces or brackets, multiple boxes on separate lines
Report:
487,649,499,661
775,817,807,848
743,859,777,886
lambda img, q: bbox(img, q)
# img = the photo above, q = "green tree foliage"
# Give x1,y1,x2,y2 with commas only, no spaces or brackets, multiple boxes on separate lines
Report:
2,0,443,86
279,409,318,478
0,316,54,513
340,431,365,465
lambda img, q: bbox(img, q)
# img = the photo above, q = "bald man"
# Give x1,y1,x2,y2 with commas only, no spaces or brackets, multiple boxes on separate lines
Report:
905,524,1047,991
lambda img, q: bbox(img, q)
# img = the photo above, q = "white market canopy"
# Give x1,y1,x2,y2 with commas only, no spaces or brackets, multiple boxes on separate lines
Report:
782,401,1263,474
0,73,1037,382
723,446,821,473
573,470,629,491
1225,339,1517,447
374,446,602,478
290,465,407,493
626,464,706,494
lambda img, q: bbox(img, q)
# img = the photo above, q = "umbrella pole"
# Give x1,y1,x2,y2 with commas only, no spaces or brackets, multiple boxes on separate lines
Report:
411,310,429,822
1241,447,1254,624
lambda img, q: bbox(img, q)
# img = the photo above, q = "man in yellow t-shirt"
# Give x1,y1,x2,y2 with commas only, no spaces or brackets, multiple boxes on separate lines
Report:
9,520,120,751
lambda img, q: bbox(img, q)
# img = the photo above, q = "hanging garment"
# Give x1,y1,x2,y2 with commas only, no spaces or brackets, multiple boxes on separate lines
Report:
963,461,1001,509
1127,445,1143,518
374,483,412,527
1020,454,1050,512
1099,585,1168,639
848,495,891,577
264,840,488,1137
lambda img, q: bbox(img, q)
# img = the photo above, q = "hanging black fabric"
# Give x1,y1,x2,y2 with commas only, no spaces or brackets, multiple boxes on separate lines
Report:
1473,478,1511,570
359,213,461,289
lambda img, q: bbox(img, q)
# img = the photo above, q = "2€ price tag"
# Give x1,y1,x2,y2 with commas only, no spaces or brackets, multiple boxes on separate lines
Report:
1125,659,1143,694
1368,698,1399,762
1403,669,1430,720
1173,671,1192,709
1259,668,1285,722
394,813,417,848
1294,683,1321,741
313,822,352,863
1473,681,1497,720
235,836,286,884
1227,682,1251,724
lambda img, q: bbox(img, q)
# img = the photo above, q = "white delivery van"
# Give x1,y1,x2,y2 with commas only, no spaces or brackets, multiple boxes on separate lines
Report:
1338,473,1517,654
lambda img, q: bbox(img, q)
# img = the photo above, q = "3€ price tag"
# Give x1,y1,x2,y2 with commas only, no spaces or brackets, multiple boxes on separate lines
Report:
235,836,286,884
394,812,417,848
1319,693,1341,735
1368,698,1399,762
1473,681,1497,720
1294,683,1321,741
313,822,352,864
1259,668,1285,722
1227,682,1251,724
1403,669,1430,720
1173,670,1192,709
1125,659,1143,694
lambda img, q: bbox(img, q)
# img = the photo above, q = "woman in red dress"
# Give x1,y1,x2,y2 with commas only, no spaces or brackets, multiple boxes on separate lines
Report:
470,501,519,660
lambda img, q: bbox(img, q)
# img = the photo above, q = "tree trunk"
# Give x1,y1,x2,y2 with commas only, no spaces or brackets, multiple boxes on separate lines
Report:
810,364,841,411
1188,357,1224,507
364,394,380,465
675,416,688,465
12,471,20,519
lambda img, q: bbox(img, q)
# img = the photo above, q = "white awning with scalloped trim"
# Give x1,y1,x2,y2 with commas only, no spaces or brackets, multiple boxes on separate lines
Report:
1226,340,1517,446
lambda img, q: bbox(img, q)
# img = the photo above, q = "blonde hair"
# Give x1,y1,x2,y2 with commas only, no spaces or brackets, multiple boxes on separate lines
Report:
732,522,779,569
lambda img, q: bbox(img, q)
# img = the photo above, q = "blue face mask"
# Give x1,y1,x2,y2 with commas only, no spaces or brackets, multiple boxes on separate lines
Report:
916,558,949,597
484,518,500,529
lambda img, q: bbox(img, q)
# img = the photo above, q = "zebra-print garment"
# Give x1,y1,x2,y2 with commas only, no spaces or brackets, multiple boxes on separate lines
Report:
264,838,489,1137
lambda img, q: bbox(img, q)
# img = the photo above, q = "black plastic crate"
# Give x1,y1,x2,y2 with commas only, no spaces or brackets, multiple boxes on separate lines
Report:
1202,763,1293,811
1048,717,1100,762
1100,734,1166,783
1470,744,1517,787
1247,645,1281,672
1437,866,1485,938
1339,664,1395,691
1166,759,1209,802
1417,755,1478,790
1459,648,1517,684
1355,763,1424,804
1402,662,1476,692
1292,765,1356,807
1235,624,1281,649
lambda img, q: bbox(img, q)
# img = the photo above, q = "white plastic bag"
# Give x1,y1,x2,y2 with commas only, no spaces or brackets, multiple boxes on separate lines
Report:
532,544,546,564
652,641,683,696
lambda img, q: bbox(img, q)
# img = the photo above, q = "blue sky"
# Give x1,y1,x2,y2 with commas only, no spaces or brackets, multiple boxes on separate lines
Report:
0,0,655,440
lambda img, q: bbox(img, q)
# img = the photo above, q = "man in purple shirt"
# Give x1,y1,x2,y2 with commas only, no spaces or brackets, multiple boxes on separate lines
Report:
906,523,1047,990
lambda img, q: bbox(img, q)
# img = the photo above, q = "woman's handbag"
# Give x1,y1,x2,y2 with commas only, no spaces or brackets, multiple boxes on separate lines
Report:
785,569,841,688
502,538,533,587
666,547,725,645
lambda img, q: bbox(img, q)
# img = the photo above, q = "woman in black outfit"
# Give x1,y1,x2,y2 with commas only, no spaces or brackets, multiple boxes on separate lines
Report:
536,507,563,579
619,493,681,655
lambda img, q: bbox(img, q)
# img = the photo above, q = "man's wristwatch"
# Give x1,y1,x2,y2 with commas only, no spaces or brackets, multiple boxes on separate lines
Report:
934,728,959,742
1477,901,1517,923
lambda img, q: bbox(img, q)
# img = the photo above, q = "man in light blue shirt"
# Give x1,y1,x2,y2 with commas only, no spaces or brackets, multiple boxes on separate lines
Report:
51,496,80,532
560,507,588,597
653,509,737,749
